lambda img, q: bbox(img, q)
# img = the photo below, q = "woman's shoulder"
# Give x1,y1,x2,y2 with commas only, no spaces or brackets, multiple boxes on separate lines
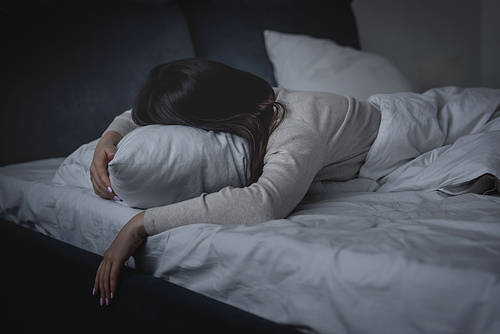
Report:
273,87,352,141
273,86,349,101
274,87,350,119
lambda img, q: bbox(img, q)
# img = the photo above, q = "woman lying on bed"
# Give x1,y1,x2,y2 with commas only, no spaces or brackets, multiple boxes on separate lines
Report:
90,58,381,306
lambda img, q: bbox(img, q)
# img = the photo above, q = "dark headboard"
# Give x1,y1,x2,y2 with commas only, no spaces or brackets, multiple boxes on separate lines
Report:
1,0,360,166
180,0,360,86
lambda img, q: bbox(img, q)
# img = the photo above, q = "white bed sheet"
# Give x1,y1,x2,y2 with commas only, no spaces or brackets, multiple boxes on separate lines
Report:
1,159,500,334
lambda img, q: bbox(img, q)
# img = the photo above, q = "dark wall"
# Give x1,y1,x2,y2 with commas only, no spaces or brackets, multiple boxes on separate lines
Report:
353,0,500,91
1,1,195,166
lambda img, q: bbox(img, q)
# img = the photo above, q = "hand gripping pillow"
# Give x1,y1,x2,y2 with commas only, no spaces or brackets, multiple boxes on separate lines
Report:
53,125,249,209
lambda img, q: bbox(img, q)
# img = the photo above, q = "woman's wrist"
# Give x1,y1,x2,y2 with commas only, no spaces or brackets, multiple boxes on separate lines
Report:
129,211,148,239
101,131,123,146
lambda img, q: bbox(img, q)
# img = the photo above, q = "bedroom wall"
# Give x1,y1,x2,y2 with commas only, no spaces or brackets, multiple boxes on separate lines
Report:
481,0,500,90
352,0,499,92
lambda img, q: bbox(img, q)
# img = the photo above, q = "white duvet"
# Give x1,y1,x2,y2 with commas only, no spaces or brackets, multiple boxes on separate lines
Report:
360,86,500,192
1,87,500,334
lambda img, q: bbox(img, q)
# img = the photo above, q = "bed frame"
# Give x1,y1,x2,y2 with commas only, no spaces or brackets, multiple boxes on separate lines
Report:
1,219,303,332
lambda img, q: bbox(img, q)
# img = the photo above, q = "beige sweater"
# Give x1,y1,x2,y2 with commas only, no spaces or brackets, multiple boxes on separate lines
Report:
104,88,381,236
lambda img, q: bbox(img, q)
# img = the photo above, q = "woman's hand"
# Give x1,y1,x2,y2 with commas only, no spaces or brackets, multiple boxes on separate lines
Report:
90,131,122,200
92,211,147,306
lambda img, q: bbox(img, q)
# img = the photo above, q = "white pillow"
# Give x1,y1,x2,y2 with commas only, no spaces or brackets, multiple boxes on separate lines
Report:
53,125,249,209
264,30,413,100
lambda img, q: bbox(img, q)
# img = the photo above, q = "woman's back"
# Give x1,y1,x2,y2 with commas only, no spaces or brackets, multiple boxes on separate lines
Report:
271,87,380,181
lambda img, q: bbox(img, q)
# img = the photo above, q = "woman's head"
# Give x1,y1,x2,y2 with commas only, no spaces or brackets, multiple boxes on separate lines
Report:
132,58,285,184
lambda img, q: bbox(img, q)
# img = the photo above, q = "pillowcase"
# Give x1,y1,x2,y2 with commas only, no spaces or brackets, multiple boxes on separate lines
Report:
53,125,249,209
264,30,413,100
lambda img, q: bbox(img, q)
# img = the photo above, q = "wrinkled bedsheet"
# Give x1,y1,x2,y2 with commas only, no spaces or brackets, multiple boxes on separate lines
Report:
1,87,500,334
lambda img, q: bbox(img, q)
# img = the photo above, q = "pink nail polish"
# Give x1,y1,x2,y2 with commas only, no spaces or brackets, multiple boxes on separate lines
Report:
105,297,109,306
107,186,112,193
113,195,121,201
92,288,95,296
100,297,103,306
111,292,114,299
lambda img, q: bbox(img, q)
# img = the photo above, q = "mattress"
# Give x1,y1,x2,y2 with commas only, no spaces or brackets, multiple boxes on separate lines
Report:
1,158,500,334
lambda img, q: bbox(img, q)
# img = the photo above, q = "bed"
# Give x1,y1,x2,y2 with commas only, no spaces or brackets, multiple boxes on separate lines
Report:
3,85,500,333
2,1,500,333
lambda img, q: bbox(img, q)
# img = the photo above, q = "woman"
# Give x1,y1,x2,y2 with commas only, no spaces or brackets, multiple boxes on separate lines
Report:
90,58,381,306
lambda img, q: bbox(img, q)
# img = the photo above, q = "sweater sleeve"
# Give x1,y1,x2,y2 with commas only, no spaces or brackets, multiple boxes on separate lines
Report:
102,109,140,137
143,121,327,236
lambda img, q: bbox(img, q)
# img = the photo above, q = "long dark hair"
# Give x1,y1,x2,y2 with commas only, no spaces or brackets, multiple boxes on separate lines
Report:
132,58,286,185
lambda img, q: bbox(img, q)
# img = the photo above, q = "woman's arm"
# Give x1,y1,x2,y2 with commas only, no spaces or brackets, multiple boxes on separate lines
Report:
90,110,140,199
93,211,147,306
92,119,326,306
144,123,327,235
102,109,140,138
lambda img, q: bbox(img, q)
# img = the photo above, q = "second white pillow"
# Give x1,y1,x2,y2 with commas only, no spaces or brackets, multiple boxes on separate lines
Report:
264,30,413,100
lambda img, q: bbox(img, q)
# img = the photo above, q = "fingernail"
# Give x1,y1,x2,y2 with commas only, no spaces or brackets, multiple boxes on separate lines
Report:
113,195,121,201
100,297,103,306
92,288,95,296
111,292,114,299
107,186,113,193
105,297,109,306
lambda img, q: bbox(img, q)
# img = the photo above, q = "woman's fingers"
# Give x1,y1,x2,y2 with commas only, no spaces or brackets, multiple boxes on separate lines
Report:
95,163,113,195
93,150,119,199
90,173,109,199
109,262,120,300
93,262,102,297
102,260,111,306
93,257,122,306
94,261,104,306
92,174,114,200
91,159,109,193
98,261,106,306
96,149,116,192
90,138,118,200
90,151,111,195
